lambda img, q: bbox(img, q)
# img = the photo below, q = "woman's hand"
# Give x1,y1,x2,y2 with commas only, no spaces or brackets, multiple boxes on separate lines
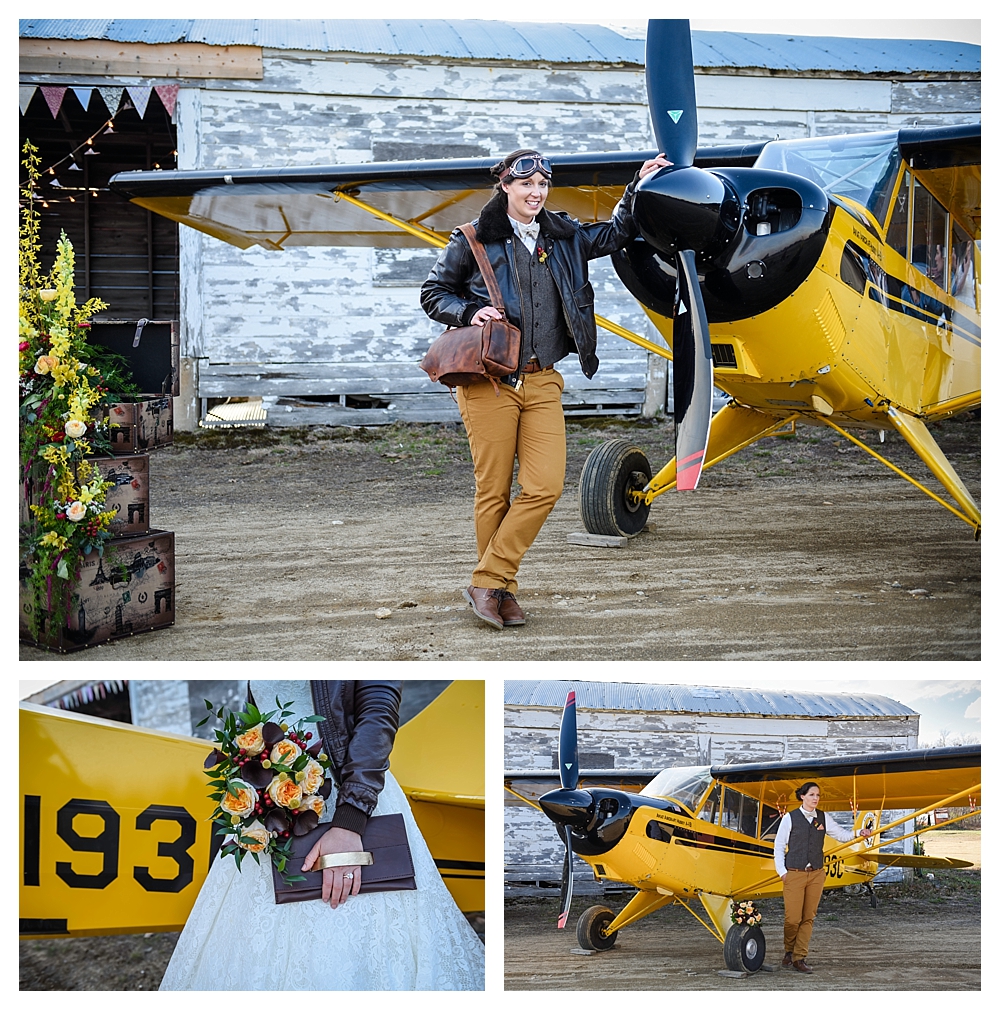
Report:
471,306,503,327
638,153,672,179
301,826,363,909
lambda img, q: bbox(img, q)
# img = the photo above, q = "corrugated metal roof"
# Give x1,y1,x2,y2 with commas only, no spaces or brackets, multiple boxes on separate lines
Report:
504,680,917,719
19,20,980,73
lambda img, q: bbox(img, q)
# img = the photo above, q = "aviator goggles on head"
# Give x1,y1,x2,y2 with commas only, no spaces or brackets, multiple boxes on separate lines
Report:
499,155,552,181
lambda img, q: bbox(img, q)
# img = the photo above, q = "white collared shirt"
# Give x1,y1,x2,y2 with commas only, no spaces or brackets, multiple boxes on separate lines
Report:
773,805,855,877
508,215,539,253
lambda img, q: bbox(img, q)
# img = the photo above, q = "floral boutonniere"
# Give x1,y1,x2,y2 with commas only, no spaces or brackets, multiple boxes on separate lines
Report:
536,245,548,264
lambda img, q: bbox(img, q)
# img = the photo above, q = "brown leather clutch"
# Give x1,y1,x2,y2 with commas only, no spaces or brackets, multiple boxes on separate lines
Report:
271,812,416,904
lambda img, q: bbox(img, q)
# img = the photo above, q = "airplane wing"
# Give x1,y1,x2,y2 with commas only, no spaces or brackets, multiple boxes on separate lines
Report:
108,144,766,251
873,853,973,869
711,745,980,812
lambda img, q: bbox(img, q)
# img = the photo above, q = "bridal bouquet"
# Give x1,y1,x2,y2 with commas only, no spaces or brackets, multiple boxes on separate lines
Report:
731,899,762,927
201,695,333,881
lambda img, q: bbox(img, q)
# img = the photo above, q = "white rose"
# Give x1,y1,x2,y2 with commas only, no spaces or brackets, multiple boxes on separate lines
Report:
64,419,87,438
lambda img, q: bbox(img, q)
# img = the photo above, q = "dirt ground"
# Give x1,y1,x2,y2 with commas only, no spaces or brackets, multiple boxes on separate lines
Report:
19,412,980,662
504,867,980,990
19,912,484,991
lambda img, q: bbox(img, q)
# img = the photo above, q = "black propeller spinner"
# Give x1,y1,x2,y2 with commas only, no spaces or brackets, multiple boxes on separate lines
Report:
628,20,829,490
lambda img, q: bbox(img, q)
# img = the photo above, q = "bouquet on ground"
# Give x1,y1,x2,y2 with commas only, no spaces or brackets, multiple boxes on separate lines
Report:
201,696,333,881
731,899,762,927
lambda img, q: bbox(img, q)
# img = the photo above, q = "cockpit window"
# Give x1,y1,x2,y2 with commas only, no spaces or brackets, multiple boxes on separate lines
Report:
755,132,900,222
640,766,713,814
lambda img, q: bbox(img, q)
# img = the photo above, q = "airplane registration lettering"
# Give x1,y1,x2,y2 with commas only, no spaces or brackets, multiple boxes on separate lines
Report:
56,799,120,889
824,854,845,879
35,796,199,893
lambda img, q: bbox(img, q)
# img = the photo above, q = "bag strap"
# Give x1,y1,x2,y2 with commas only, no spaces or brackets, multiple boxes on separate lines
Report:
458,222,506,316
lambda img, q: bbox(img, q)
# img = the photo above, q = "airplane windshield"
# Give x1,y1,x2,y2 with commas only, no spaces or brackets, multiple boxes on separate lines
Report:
755,132,900,223
640,766,713,813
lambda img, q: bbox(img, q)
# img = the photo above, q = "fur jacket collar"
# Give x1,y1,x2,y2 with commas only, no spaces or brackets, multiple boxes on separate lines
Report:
474,190,576,245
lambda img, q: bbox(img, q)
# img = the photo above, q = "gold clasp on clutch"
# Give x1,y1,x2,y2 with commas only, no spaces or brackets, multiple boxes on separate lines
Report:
316,851,374,869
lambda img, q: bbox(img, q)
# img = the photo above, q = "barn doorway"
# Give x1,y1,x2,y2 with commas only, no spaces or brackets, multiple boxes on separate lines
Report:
19,86,179,320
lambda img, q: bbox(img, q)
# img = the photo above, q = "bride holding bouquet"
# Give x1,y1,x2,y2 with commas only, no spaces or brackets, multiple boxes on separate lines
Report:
159,680,485,990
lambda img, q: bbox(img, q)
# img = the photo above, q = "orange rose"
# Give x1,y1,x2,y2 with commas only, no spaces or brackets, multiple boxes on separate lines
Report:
300,758,325,795
220,780,258,818
270,738,301,766
34,355,59,375
235,724,266,756
237,822,270,852
267,774,303,810
299,794,325,817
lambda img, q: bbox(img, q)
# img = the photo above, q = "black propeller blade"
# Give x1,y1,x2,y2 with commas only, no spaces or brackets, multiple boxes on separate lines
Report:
557,823,575,929
637,20,716,490
558,690,579,790
557,691,578,928
645,19,698,168
673,250,714,490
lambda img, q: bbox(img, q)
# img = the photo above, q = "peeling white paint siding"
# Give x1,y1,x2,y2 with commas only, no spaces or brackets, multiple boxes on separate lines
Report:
180,53,978,419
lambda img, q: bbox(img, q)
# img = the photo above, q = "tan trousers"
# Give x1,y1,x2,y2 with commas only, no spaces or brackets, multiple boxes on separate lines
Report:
782,867,826,960
456,369,565,595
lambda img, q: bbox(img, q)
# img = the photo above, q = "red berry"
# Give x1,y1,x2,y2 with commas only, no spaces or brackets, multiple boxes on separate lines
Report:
305,733,312,740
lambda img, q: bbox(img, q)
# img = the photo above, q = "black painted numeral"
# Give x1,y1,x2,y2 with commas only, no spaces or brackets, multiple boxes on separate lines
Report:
133,805,196,893
56,799,120,889
24,795,41,886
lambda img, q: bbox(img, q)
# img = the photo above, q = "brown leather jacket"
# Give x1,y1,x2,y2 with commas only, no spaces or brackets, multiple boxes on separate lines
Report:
310,681,402,835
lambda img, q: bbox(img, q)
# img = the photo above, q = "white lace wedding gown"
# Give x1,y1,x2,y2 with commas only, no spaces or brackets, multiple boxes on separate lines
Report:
160,680,485,990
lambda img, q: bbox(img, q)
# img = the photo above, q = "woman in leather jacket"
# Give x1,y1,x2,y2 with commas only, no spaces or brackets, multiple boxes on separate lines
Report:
420,148,669,629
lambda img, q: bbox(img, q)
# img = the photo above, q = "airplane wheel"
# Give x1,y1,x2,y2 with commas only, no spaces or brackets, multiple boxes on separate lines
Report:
576,905,618,951
579,440,652,537
723,923,766,973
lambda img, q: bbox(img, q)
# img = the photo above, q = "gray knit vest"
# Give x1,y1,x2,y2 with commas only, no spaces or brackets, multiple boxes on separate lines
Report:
511,236,571,370
785,808,827,870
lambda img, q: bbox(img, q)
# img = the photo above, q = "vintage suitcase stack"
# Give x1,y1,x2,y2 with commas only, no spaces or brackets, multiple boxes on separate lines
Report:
19,320,179,653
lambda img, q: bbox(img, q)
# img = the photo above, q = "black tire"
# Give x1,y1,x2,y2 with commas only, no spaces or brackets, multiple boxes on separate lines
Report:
579,440,652,537
576,905,618,951
723,923,766,973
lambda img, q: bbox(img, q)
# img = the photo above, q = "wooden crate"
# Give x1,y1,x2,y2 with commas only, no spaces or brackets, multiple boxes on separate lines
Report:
20,529,175,653
102,396,173,454
20,455,151,539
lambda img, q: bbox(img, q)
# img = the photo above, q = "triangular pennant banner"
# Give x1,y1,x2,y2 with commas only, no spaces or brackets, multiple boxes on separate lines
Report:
72,87,93,111
154,84,179,118
19,86,36,115
98,87,124,115
40,86,67,118
667,109,684,124
127,86,152,118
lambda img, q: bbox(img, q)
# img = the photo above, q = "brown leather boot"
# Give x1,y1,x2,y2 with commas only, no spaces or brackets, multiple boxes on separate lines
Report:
782,952,793,968
499,591,526,626
463,587,504,629
792,960,814,974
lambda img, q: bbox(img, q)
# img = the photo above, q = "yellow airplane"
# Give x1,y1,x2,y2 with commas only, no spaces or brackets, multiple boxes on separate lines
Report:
19,680,484,939
108,20,980,536
505,690,980,972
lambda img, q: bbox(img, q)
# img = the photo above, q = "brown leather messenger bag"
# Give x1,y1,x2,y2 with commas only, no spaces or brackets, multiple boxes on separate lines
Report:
419,222,520,391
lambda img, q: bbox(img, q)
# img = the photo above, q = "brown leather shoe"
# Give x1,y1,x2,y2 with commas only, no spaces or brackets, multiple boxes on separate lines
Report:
463,587,504,629
793,960,814,974
499,591,526,626
782,952,793,968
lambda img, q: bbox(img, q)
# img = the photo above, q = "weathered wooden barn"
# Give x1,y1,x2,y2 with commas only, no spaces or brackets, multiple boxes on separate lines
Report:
504,679,920,892
19,20,980,429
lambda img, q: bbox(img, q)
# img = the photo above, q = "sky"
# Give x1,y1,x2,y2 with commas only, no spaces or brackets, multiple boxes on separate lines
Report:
21,675,980,748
